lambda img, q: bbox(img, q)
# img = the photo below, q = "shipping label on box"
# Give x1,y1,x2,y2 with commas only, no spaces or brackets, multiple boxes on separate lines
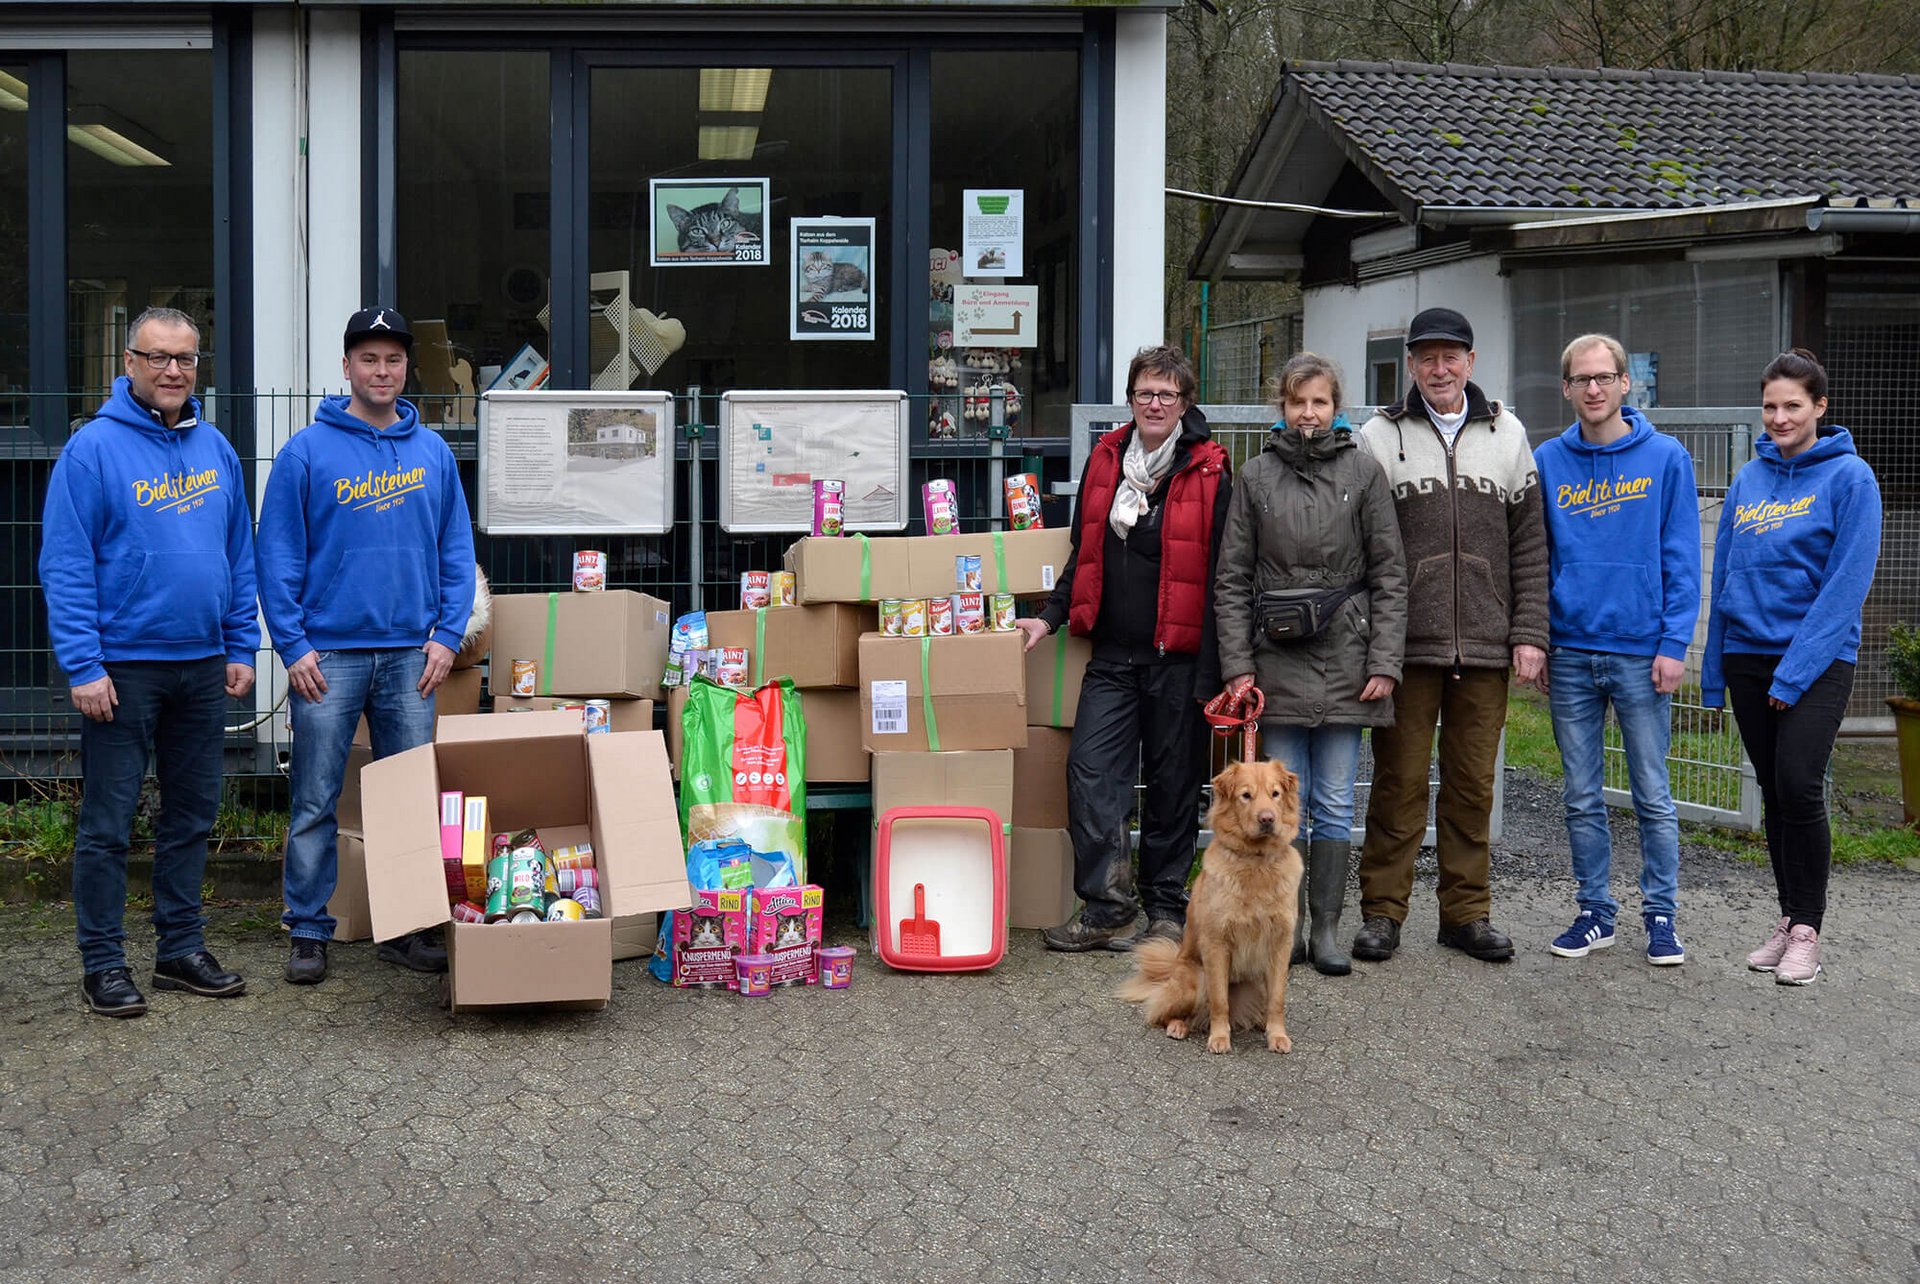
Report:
491,590,672,699
785,536,912,604
1012,727,1071,829
1023,628,1089,728
706,603,871,688
903,528,1072,599
858,630,1027,753
1009,827,1077,929
749,885,825,986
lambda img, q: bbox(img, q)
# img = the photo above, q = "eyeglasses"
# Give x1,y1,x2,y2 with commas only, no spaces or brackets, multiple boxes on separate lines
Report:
127,348,201,372
1565,372,1622,389
1130,389,1184,407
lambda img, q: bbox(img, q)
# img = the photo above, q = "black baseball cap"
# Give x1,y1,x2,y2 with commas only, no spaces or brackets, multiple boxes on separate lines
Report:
343,306,413,353
1405,307,1473,350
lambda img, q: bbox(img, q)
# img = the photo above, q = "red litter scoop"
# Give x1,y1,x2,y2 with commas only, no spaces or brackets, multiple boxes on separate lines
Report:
898,884,941,958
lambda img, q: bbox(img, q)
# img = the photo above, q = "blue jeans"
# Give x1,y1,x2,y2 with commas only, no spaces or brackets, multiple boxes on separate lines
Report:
1548,648,1680,924
284,648,435,940
1261,723,1364,842
74,658,228,973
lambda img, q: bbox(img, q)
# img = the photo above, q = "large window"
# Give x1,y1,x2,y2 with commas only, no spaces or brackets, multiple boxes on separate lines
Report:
0,62,23,426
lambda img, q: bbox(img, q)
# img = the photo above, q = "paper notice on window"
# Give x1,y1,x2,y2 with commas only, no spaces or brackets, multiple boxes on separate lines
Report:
479,391,675,534
869,680,909,736
961,189,1023,277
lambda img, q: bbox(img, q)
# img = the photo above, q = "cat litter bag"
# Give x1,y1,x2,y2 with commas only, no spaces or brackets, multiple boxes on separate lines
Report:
678,675,808,878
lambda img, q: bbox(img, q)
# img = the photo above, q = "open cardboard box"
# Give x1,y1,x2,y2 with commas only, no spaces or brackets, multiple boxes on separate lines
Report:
360,711,690,1011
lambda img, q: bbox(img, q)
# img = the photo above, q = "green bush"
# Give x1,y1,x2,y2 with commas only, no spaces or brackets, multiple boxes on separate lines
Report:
1886,622,1920,701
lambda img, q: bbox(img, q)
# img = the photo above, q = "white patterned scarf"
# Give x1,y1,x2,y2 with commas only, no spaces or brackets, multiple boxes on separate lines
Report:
1108,424,1182,540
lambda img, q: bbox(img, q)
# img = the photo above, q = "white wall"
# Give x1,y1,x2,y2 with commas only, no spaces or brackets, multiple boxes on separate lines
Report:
1303,255,1514,409
250,10,303,408
305,12,364,398
1109,12,1166,402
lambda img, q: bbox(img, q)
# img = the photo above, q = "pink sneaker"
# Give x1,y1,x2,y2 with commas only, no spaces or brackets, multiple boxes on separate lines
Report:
1773,924,1821,986
1746,916,1792,972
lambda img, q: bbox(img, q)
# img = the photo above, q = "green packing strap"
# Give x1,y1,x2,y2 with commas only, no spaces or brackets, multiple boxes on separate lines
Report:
992,531,1008,593
919,635,940,752
542,592,560,695
852,532,872,600
1050,628,1067,724
752,607,767,687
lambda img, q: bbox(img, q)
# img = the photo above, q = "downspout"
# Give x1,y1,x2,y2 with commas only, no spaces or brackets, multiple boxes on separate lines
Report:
1197,280,1210,401
1807,208,1920,234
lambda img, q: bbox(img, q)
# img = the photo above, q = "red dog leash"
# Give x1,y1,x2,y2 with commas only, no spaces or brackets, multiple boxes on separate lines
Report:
1203,684,1265,763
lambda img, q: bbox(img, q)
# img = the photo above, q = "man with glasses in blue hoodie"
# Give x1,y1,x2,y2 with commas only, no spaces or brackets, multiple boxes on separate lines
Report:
41,306,260,1017
258,308,476,985
1534,334,1701,966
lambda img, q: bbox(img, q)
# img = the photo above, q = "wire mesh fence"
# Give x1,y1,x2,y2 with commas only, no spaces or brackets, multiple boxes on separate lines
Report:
1202,312,1301,405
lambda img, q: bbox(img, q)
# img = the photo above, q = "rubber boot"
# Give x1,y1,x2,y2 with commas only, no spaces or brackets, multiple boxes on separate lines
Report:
1308,839,1353,976
1290,837,1309,965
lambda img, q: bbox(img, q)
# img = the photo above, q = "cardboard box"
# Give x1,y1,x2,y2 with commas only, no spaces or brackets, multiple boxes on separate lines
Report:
1012,727,1071,829
870,749,1014,822
859,631,1027,753
705,604,871,688
352,666,484,748
359,711,691,1011
491,590,672,699
611,912,658,962
338,745,375,832
666,684,869,784
904,528,1073,599
329,830,374,942
785,536,912,604
491,695,655,732
1024,628,1089,728
1009,827,1077,929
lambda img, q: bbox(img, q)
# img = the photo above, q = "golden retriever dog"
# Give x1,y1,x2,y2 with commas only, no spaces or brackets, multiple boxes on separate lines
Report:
1117,759,1302,1054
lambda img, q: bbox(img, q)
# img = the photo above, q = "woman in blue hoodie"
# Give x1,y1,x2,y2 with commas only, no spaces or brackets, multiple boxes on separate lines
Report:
1702,349,1881,987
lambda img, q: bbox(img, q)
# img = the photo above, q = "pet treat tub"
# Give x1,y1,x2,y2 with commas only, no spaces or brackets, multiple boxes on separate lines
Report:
872,806,1006,972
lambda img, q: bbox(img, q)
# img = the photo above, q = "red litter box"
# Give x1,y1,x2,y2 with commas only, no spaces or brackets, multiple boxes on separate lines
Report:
872,806,1006,972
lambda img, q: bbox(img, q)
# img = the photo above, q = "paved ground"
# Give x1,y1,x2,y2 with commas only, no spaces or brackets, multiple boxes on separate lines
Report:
2,774,1917,1282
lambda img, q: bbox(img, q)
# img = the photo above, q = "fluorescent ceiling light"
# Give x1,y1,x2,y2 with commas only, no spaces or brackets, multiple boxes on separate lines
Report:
1350,223,1418,263
698,124,759,161
0,70,28,112
699,68,771,114
67,122,170,166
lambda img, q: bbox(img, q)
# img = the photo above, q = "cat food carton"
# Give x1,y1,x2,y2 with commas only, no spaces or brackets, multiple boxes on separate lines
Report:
672,889,751,989
748,885,825,986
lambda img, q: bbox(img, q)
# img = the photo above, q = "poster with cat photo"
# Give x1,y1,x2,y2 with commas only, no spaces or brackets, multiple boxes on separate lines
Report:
790,217,875,341
649,179,770,267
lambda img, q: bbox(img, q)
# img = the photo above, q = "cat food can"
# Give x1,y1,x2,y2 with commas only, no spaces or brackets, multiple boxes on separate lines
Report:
989,593,1018,632
508,910,542,925
715,647,750,686
812,479,846,537
583,699,611,734
550,701,586,716
927,596,955,636
735,954,774,997
510,658,538,697
556,867,600,896
484,855,511,921
552,843,595,871
955,553,983,592
545,898,585,923
572,549,607,592
451,900,487,925
771,571,796,607
818,945,856,990
572,886,603,919
506,848,545,914
922,479,959,535
879,599,906,637
740,571,772,610
1005,473,1044,530
951,591,986,635
511,828,546,856
899,597,927,637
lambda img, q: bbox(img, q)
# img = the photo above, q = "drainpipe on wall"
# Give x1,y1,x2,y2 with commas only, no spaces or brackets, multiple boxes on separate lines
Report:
1197,281,1211,401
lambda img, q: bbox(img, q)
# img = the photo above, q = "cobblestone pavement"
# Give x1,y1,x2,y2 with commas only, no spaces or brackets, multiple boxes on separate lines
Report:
2,776,1917,1282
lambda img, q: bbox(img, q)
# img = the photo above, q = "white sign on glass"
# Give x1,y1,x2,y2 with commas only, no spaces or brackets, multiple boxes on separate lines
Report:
718,391,910,533
478,390,675,535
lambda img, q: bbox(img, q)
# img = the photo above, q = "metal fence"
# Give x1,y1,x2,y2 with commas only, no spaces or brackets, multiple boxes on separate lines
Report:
1201,312,1302,405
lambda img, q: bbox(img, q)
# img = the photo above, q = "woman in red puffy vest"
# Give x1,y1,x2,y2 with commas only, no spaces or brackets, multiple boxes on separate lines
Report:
1016,345,1231,952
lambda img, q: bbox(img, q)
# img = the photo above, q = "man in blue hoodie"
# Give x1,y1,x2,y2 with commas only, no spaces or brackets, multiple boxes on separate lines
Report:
257,308,476,985
40,306,259,1017
1534,334,1701,967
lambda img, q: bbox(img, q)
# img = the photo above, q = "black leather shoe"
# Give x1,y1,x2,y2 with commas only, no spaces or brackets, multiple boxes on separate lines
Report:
378,928,449,973
1350,916,1401,961
1437,918,1515,962
83,967,148,1018
1109,918,1183,952
1042,914,1136,952
153,949,247,997
285,938,329,985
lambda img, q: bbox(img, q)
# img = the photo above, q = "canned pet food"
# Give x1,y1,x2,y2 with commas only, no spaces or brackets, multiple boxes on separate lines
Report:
508,910,542,925
922,479,959,535
506,847,545,914
510,658,539,697
714,647,750,686
1005,472,1043,530
771,571,796,607
879,599,907,637
989,592,1017,632
740,570,772,610
818,945,856,989
451,900,487,924
550,701,586,717
484,854,510,921
900,597,927,637
583,699,611,734
511,828,545,856
545,898,585,923
572,886,603,918
735,953,774,997
955,553,983,592
572,549,607,592
812,478,846,537
927,595,955,636
951,591,986,635
556,867,600,896
552,843,595,871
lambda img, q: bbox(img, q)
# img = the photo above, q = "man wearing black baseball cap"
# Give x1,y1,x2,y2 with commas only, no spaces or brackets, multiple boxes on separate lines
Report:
256,306,475,985
1350,307,1549,964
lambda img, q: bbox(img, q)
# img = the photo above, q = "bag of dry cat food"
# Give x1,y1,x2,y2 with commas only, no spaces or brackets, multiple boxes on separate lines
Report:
678,675,807,876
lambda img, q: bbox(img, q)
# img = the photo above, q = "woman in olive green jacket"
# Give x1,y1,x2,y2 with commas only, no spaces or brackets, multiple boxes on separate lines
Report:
1215,353,1407,975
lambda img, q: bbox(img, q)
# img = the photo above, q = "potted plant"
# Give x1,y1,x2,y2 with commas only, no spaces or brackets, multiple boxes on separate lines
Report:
1885,622,1920,830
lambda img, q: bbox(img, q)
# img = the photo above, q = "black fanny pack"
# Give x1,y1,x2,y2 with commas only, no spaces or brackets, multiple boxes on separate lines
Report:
1257,583,1366,644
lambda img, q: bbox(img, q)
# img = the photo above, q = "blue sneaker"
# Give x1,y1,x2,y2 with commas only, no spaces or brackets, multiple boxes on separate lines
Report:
1549,911,1615,958
1645,915,1686,966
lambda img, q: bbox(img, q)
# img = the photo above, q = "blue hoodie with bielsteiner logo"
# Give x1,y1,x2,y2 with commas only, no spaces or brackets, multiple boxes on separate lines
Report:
1700,425,1881,708
255,394,475,667
39,377,260,687
1533,405,1701,661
